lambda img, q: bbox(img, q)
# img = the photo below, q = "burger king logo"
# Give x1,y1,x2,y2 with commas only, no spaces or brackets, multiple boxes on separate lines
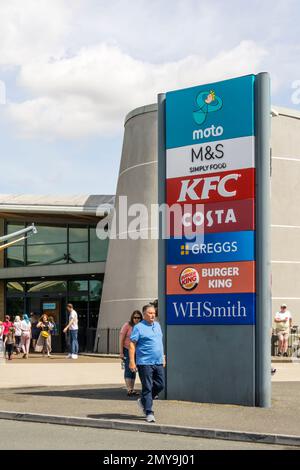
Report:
179,267,199,291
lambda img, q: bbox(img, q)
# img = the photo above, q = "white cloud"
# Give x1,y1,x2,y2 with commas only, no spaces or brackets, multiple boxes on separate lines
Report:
7,40,266,139
0,0,71,67
1,0,299,141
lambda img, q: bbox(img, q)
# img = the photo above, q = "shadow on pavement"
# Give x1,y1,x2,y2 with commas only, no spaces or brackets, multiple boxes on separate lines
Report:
88,413,144,421
15,386,140,401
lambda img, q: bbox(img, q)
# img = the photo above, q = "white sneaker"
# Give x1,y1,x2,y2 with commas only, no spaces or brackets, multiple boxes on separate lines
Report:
66,354,72,359
71,354,78,359
146,413,156,423
137,398,146,416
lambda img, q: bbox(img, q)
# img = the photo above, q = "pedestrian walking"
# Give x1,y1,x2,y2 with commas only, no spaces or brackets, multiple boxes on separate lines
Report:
63,304,79,359
13,315,22,355
4,326,15,360
21,314,32,359
274,304,292,357
30,313,40,352
2,315,13,358
36,314,53,357
129,304,166,423
119,310,142,397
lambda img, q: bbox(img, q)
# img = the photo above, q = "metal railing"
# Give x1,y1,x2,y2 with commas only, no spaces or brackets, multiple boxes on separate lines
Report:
271,327,300,357
94,328,121,354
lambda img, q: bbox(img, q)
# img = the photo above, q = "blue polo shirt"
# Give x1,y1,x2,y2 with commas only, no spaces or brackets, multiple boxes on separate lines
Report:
130,320,164,365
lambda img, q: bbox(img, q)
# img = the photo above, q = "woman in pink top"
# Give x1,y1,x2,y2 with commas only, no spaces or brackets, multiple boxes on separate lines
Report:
119,310,142,396
3,315,13,359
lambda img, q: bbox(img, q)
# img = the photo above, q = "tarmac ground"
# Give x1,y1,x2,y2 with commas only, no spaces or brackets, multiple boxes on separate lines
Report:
0,354,300,445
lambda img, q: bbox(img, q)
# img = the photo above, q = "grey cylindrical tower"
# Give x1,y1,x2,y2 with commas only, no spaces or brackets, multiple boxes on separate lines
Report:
96,104,158,352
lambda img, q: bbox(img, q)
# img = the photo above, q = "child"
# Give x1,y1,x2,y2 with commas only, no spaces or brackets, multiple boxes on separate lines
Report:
4,326,15,360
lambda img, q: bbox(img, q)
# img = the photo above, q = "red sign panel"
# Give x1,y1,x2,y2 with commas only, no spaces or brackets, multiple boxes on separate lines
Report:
167,261,255,295
166,168,255,206
168,198,255,237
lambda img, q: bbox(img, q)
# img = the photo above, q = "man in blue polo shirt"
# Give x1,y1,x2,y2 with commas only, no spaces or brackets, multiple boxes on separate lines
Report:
129,304,165,423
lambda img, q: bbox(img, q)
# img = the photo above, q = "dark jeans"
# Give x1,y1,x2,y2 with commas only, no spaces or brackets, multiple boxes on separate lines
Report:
15,336,21,351
123,347,136,380
6,343,13,359
69,330,79,355
137,365,165,415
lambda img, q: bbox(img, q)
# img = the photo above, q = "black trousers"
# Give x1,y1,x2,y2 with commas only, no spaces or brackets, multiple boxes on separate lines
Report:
6,343,13,359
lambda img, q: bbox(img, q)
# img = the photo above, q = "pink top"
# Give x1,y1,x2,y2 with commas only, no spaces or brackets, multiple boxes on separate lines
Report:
3,321,13,336
120,322,133,350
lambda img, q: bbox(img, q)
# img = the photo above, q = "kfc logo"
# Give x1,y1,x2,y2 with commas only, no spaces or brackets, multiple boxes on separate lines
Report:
167,168,255,205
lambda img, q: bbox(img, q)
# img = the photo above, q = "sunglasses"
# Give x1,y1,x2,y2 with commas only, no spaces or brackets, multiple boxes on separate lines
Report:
133,317,142,320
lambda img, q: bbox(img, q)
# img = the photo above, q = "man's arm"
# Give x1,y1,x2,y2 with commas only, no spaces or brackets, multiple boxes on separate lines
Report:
63,316,74,333
129,341,137,372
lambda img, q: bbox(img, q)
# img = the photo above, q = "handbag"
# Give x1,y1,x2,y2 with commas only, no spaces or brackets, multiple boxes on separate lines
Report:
41,331,49,339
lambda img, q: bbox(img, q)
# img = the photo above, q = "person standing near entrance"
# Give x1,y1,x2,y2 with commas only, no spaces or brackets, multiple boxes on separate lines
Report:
4,326,15,360
63,304,79,359
129,304,166,423
30,313,40,352
21,314,32,359
36,314,53,357
274,304,293,357
13,315,22,355
3,316,13,359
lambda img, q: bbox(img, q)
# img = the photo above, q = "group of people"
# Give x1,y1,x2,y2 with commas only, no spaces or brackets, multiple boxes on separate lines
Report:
0,303,79,360
0,313,56,359
119,303,165,423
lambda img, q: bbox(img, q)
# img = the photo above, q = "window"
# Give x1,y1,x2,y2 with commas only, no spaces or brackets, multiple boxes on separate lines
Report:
6,246,25,267
68,280,88,292
27,226,67,245
90,228,108,262
5,222,109,267
7,281,25,293
27,244,68,266
6,223,25,267
27,280,67,293
6,298,25,316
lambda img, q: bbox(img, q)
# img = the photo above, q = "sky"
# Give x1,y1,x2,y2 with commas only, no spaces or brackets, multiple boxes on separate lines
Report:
0,0,299,195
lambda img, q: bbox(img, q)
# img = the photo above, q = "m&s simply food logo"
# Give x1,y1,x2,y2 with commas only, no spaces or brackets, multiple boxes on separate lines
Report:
193,90,223,125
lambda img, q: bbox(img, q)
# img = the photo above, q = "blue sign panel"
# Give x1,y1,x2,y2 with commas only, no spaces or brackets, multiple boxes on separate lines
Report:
167,293,256,325
166,74,255,149
43,303,57,310
167,230,255,265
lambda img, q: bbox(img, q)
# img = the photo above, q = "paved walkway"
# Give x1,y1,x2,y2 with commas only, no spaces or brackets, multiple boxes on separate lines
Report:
0,354,127,388
0,356,300,440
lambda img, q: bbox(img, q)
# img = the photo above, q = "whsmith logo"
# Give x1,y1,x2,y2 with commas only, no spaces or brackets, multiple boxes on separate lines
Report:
193,89,223,141
172,300,247,319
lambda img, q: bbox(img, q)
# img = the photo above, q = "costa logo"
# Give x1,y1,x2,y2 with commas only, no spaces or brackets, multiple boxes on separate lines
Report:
168,200,255,237
167,168,255,205
179,267,199,291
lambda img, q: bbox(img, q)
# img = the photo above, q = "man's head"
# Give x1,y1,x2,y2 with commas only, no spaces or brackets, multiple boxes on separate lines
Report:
280,303,287,312
142,304,156,324
67,303,73,313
